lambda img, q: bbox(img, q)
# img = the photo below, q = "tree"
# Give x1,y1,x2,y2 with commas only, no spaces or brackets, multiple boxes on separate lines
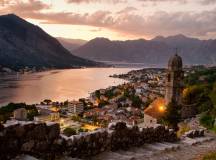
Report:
0,103,38,122
98,100,109,108
131,96,143,108
63,128,77,137
198,96,214,113
43,99,52,105
160,102,181,131
199,112,215,129
95,90,100,99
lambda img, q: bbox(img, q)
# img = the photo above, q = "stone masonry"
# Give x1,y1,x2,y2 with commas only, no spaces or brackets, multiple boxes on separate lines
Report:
0,122,178,160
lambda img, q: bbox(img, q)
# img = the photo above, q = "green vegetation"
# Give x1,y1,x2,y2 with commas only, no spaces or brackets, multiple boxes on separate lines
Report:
131,95,143,108
95,90,100,99
98,100,109,108
202,152,216,160
182,85,214,114
42,99,52,105
183,67,216,130
71,115,82,122
177,123,190,137
104,89,115,99
122,88,143,108
199,112,215,129
160,102,181,131
184,67,216,86
0,103,38,122
63,128,77,136
78,128,88,133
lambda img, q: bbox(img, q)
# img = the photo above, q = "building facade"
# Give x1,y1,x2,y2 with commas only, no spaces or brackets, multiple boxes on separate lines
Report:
165,54,184,105
67,101,84,115
13,108,27,121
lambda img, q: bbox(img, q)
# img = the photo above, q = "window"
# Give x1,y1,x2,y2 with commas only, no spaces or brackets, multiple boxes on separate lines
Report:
167,74,171,82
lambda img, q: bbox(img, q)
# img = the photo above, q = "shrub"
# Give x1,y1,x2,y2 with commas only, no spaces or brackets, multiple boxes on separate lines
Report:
63,128,77,137
202,152,216,160
177,123,190,137
211,126,216,134
199,113,215,129
78,128,83,132
160,102,181,131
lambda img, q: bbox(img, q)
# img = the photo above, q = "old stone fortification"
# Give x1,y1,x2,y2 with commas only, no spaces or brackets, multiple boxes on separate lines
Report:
0,122,178,160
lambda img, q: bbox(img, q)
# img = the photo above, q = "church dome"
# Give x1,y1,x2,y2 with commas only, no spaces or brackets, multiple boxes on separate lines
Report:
168,54,182,70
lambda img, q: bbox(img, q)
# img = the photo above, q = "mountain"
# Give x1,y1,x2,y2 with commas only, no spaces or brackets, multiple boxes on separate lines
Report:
0,14,98,71
73,35,216,65
57,37,87,52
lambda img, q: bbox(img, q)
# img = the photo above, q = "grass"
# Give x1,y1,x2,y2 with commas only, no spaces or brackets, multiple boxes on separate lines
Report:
209,92,216,107
202,152,216,160
210,126,216,134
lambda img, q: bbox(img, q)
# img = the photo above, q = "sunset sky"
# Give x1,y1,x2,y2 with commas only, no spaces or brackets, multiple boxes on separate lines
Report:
0,0,216,40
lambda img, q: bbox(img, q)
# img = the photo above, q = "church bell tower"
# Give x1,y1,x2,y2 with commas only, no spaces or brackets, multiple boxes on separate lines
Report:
165,53,184,105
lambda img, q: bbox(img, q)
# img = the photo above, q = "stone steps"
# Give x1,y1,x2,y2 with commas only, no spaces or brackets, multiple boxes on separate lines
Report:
94,142,181,160
94,137,215,160
181,137,214,145
17,137,215,160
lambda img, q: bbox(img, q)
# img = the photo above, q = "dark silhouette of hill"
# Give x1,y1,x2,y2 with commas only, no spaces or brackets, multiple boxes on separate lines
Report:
0,14,98,71
57,37,87,52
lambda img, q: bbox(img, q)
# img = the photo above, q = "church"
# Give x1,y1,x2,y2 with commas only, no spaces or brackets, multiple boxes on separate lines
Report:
144,53,184,127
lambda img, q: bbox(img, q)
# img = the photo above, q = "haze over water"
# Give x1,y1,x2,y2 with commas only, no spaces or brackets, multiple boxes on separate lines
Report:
0,68,132,106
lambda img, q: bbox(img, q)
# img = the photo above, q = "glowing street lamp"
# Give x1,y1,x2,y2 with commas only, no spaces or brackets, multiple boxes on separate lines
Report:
159,105,165,112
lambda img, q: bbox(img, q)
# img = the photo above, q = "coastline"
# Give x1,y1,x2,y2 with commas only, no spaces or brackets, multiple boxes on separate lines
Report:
0,67,132,107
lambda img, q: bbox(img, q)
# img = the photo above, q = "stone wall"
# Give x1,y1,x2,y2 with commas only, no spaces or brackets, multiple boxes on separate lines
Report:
0,122,178,160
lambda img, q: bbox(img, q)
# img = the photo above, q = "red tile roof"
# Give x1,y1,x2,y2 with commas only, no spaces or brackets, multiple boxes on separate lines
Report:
144,98,166,119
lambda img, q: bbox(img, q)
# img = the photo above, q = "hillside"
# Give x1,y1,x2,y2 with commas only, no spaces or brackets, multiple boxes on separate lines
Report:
0,14,98,71
73,35,216,65
57,37,87,52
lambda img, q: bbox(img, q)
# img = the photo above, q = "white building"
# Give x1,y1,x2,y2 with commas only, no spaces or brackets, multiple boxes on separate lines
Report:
144,98,165,127
34,112,60,122
135,87,144,95
13,108,27,121
67,101,84,115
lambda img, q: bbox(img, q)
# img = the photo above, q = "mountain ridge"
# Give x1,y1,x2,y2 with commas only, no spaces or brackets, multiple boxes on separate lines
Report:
72,35,216,65
0,14,98,71
57,37,87,51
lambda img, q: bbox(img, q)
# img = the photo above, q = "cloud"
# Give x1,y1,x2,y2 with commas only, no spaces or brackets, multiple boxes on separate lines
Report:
66,0,127,4
30,8,216,38
138,0,187,3
117,7,137,14
1,0,216,39
0,0,50,12
200,0,216,5
138,0,216,5
110,9,216,38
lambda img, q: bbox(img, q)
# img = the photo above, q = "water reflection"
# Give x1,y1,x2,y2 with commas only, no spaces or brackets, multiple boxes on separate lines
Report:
0,68,132,105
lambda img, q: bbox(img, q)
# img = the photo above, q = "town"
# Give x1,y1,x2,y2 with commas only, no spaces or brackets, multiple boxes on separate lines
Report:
0,54,216,160
1,55,215,139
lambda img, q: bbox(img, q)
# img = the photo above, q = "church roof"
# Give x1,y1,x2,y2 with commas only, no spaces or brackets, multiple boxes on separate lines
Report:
168,54,183,70
144,98,166,119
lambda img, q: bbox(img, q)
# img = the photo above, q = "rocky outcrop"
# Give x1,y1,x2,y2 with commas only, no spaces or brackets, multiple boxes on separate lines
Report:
0,122,178,160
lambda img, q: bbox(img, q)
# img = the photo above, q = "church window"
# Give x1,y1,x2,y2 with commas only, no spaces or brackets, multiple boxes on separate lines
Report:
168,74,171,82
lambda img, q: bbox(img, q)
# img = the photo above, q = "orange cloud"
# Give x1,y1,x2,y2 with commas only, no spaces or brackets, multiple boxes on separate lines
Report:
1,0,216,39
66,0,127,3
